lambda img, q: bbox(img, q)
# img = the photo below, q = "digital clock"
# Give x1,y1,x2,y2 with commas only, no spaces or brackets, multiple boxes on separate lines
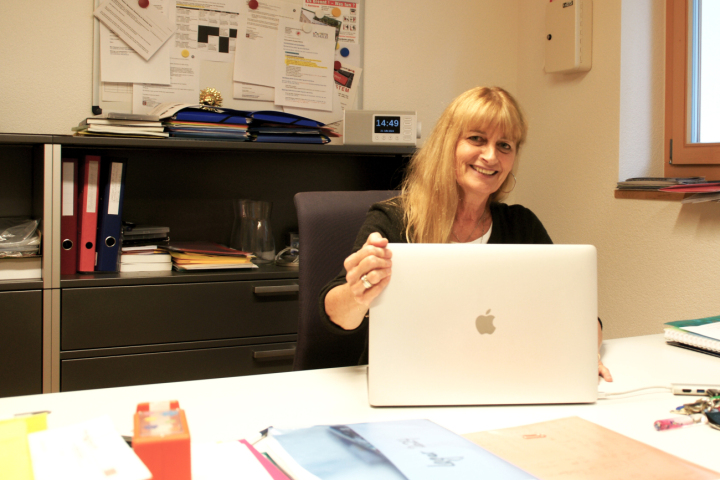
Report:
374,116,401,134
343,110,420,146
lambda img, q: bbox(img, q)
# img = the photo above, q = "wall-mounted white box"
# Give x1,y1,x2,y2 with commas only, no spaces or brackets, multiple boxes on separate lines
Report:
545,0,593,74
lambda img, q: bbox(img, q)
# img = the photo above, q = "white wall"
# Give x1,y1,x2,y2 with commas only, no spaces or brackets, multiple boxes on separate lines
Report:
618,0,665,180
1,0,719,339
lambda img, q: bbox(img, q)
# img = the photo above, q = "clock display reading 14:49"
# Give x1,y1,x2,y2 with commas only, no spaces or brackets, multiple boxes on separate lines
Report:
374,116,401,134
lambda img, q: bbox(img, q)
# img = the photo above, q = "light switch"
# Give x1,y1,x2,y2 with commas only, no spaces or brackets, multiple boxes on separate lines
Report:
545,0,593,74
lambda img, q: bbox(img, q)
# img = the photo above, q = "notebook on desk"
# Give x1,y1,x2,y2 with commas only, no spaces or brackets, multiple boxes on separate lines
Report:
368,243,599,407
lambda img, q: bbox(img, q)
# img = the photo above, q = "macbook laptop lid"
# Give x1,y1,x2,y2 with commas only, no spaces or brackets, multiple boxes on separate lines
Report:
368,243,598,407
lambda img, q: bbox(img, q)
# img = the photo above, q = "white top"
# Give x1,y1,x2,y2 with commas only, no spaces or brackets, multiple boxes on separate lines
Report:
450,223,492,244
1,334,719,473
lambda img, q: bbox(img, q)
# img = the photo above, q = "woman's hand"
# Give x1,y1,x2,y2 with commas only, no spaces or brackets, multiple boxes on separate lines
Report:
599,357,613,382
325,232,393,330
344,232,393,307
598,322,612,382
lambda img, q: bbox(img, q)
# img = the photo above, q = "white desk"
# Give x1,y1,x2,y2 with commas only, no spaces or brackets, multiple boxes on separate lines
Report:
1,334,719,472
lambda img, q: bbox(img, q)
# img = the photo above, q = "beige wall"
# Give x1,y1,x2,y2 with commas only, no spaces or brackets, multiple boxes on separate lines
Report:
0,2,93,134
513,0,720,339
1,1,719,338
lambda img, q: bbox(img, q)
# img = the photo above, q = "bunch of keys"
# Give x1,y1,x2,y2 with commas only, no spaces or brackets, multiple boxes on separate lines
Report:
660,389,720,431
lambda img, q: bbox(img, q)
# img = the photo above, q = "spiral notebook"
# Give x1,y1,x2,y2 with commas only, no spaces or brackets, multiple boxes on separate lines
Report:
664,315,720,358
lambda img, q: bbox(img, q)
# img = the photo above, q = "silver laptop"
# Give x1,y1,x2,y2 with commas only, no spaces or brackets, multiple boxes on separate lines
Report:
368,243,598,407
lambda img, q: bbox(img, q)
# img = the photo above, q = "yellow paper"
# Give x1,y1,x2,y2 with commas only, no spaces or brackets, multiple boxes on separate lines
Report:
0,419,34,480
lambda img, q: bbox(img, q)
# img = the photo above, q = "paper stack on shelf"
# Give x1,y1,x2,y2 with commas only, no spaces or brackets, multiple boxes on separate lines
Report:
664,314,720,358
658,182,720,203
73,112,168,138
119,225,172,273
160,241,257,271
0,218,42,280
163,108,250,141
616,177,706,191
149,103,336,144
120,252,172,273
121,224,170,248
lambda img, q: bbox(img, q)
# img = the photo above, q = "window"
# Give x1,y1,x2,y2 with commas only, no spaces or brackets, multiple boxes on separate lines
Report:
665,0,720,179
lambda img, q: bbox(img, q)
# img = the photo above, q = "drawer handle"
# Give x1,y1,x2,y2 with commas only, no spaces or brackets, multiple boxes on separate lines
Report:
253,284,299,296
253,347,296,360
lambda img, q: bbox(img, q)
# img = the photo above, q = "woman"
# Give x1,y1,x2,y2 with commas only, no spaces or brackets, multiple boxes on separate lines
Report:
320,86,612,381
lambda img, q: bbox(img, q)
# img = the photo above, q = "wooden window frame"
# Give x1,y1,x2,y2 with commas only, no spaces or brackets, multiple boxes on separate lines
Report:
665,0,720,179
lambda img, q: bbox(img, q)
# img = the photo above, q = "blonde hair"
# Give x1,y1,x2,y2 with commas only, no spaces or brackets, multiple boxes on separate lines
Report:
397,86,528,244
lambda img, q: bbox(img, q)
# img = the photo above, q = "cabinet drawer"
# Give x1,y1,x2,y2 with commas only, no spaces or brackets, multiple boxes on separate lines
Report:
0,290,43,397
60,342,296,392
61,280,298,350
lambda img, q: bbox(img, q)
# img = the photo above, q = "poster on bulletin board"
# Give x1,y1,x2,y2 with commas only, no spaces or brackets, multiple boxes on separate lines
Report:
92,0,364,125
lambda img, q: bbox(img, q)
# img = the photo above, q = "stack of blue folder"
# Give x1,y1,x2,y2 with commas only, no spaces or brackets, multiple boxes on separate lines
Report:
247,111,330,144
164,109,250,141
163,108,331,144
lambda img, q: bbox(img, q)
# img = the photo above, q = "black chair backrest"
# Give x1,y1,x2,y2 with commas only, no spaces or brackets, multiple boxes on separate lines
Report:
293,190,397,370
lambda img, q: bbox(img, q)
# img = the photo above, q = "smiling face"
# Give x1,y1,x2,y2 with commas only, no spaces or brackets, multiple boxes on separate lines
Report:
455,127,516,205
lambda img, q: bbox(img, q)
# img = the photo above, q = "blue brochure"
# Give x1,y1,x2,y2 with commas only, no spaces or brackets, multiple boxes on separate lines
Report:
266,419,536,480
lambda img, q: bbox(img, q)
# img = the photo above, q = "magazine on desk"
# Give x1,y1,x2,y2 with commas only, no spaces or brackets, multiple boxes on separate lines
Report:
257,419,536,480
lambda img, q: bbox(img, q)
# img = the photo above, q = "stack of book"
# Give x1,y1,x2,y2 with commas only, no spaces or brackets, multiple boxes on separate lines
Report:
119,225,172,273
119,249,172,273
160,241,256,271
73,112,168,138
162,108,250,141
616,177,706,191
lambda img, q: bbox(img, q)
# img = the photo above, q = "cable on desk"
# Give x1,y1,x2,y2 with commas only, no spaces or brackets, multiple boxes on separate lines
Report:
598,386,671,399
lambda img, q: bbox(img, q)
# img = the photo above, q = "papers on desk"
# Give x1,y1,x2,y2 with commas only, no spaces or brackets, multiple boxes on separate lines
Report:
193,440,288,480
28,416,151,480
259,419,536,480
463,416,720,480
0,413,47,480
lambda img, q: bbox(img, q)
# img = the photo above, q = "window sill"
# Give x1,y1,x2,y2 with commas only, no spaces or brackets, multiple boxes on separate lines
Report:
614,190,692,201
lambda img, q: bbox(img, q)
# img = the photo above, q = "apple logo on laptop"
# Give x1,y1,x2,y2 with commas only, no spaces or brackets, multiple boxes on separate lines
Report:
475,309,496,334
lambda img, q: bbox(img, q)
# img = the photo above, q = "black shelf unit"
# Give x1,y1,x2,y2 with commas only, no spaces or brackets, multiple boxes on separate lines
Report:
0,133,414,395
0,134,52,398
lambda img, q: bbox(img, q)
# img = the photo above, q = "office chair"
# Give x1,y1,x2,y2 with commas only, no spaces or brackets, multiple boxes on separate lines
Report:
293,190,398,371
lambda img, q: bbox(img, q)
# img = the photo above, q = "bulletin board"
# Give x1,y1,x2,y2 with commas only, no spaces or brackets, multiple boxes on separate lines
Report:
91,0,365,119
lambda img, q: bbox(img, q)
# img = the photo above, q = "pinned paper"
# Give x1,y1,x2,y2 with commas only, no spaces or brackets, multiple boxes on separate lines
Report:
94,0,175,61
